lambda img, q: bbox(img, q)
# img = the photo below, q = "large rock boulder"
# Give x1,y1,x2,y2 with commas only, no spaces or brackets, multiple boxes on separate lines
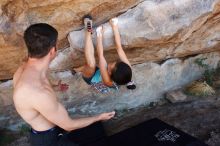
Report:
0,0,141,80
1,0,220,79
1,52,220,130
67,0,220,69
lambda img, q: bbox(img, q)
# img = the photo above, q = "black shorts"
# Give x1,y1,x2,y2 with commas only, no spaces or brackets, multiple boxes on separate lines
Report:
30,127,78,146
29,122,106,146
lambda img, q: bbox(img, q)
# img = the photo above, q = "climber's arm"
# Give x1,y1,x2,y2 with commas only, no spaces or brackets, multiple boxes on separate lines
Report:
96,27,114,87
110,18,131,67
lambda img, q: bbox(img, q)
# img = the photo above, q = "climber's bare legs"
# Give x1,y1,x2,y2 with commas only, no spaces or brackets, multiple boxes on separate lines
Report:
81,31,96,78
73,16,96,78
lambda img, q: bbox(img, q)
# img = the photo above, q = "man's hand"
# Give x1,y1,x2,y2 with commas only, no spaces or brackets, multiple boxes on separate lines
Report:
98,111,115,121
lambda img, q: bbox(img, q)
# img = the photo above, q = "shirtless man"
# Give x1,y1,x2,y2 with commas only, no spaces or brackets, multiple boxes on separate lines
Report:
13,23,115,146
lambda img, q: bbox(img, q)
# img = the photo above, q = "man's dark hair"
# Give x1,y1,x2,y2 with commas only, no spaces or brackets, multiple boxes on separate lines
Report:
24,23,58,58
111,61,132,85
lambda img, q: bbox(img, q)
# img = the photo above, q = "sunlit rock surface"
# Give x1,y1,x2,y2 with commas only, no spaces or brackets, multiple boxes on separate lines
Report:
68,0,220,69
1,0,220,79
1,52,219,130
0,0,141,79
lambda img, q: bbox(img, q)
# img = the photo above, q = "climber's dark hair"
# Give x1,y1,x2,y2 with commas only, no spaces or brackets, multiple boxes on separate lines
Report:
111,61,131,84
111,61,131,85
24,23,58,58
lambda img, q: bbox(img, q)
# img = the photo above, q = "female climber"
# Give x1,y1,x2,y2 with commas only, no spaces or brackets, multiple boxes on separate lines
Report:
74,15,136,93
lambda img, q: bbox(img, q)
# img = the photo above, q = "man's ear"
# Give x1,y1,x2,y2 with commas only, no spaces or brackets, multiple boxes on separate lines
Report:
50,47,56,55
49,47,57,59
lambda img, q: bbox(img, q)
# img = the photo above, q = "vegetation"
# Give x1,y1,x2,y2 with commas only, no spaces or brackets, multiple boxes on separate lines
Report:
184,58,219,97
194,57,216,86
185,81,215,97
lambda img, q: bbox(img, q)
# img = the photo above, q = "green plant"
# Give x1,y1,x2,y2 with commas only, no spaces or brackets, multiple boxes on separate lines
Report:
194,58,215,86
194,58,209,69
204,69,216,86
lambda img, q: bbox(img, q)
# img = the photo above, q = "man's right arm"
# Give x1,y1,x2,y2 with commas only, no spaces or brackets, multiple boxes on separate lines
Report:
34,91,115,131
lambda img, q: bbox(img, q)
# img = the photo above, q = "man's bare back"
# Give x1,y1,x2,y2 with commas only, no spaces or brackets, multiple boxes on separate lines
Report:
13,59,115,132
13,63,56,131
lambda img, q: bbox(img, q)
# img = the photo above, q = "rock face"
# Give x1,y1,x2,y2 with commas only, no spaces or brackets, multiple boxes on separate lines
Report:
1,0,220,80
1,52,220,130
68,0,220,68
0,0,141,80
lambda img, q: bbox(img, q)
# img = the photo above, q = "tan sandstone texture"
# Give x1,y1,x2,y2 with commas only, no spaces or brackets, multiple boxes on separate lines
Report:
67,0,220,70
0,0,220,79
0,0,141,80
